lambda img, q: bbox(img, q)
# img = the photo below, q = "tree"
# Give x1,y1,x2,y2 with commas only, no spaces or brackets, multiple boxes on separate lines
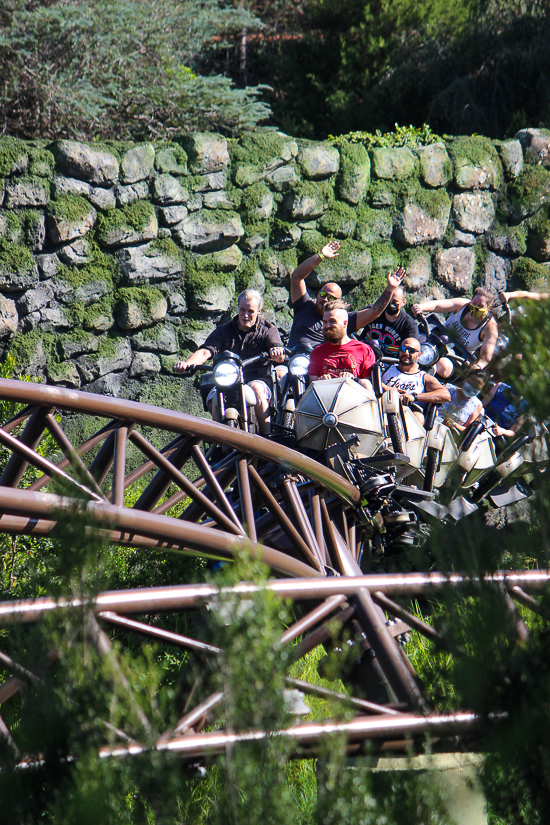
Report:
0,0,272,140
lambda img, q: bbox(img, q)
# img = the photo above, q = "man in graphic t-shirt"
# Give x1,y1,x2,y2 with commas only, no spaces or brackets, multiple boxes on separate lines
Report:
349,283,419,356
289,240,406,351
308,301,375,389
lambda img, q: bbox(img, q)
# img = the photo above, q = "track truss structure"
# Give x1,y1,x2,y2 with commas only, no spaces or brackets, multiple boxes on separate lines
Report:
0,377,546,764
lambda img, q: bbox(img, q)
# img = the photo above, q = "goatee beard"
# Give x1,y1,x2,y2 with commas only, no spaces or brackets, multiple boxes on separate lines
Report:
324,329,341,343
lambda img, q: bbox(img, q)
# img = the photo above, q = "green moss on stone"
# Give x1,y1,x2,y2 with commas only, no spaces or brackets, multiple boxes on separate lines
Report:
508,166,550,214
347,270,388,309
240,182,272,221
0,211,23,243
80,296,115,330
446,136,503,188
57,242,118,292
116,286,165,317
8,331,56,371
370,242,399,273
96,200,155,242
28,148,55,177
355,206,393,244
298,230,326,258
48,194,91,222
148,237,185,263
234,257,265,293
412,186,451,220
319,201,357,238
0,237,36,273
513,257,550,291
230,132,295,167
0,137,27,177
47,361,78,383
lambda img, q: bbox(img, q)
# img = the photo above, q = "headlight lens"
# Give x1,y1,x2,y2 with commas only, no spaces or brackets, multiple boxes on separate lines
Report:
213,360,240,387
417,342,439,368
289,354,310,376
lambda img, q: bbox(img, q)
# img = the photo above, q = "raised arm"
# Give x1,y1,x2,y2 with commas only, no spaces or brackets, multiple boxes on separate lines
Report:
476,317,499,368
353,267,405,331
411,297,469,317
290,240,340,303
500,290,550,303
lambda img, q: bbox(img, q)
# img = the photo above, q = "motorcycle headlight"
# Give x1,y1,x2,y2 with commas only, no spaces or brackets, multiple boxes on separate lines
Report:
213,360,240,388
417,342,439,369
289,354,310,376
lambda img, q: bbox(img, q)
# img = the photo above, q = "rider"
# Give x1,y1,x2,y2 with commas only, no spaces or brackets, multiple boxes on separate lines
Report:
438,372,484,432
350,282,419,355
289,240,406,351
381,337,450,422
411,286,499,378
308,301,376,390
174,289,284,435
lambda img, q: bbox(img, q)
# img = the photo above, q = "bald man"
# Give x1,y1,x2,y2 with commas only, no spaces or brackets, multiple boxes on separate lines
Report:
289,240,405,351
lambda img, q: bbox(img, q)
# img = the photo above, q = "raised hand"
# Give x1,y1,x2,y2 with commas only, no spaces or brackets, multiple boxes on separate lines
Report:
320,240,340,259
387,266,406,289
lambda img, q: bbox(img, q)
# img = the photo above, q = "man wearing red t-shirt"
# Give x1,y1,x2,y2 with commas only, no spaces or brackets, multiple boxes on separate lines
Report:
308,301,376,387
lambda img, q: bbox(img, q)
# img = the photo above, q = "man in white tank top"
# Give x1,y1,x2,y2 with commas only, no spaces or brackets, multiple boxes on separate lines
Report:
411,287,499,379
381,337,450,422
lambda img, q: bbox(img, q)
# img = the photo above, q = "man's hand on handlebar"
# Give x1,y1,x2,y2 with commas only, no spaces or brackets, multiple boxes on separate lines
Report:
410,303,424,318
398,390,416,406
174,361,193,374
269,347,285,363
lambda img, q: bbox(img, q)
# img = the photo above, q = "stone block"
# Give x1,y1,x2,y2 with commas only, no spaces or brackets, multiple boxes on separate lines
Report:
180,133,230,174
47,361,81,388
57,238,91,267
47,203,97,244
416,143,452,188
132,325,179,353
508,166,550,220
52,176,91,198
120,143,155,183
117,241,184,285
99,208,158,248
266,165,300,191
152,174,189,205
36,253,59,280
486,225,527,257
51,140,119,185
115,180,149,206
77,339,133,381
202,190,239,210
447,136,503,190
297,141,340,180
16,284,53,316
4,177,50,208
188,282,235,315
130,351,162,379
306,244,371,287
370,147,417,180
88,187,117,211
483,252,512,293
516,128,550,168
355,207,392,245
336,144,370,205
167,292,187,316
283,183,331,221
452,192,496,234
116,288,167,330
434,247,476,294
402,250,432,290
495,139,523,179
37,303,72,331
173,210,244,251
0,247,39,293
155,146,188,176
190,172,227,193
394,191,451,245
59,332,101,359
160,205,188,226
0,294,18,337
445,228,477,247
84,372,127,397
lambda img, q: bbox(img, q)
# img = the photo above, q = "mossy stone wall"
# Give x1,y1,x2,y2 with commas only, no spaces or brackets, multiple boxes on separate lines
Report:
0,128,549,413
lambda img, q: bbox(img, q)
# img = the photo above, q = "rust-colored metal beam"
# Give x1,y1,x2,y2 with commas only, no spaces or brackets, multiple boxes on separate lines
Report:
4,568,550,625
100,711,482,759
236,458,257,543
0,406,52,488
44,414,108,501
372,592,443,643
284,678,401,716
98,611,221,655
0,378,360,505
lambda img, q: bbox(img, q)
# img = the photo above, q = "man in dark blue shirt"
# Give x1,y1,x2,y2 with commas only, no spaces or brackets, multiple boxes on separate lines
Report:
288,240,406,351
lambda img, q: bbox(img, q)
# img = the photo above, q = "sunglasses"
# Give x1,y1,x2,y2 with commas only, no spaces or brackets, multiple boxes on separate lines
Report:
319,291,337,301
400,345,420,354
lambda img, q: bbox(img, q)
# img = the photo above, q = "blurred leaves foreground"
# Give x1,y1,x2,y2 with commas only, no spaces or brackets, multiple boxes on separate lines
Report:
1,303,550,823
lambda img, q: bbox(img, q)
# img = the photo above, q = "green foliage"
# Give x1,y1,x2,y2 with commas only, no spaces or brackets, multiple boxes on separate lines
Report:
329,123,442,149
0,136,28,176
0,0,271,140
